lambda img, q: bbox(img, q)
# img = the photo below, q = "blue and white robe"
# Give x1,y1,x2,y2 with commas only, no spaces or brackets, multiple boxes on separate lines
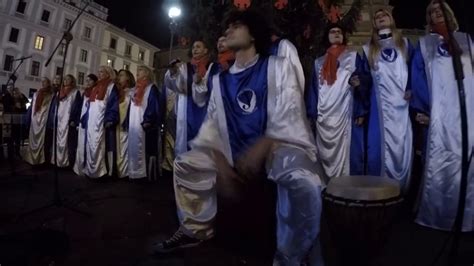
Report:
164,62,219,156
127,83,160,179
269,38,305,93
306,50,368,180
84,82,119,178
363,38,414,191
411,32,474,232
116,88,131,178
51,89,82,168
176,55,324,265
73,93,90,176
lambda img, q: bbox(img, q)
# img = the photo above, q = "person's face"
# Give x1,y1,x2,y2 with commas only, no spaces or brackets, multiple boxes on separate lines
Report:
328,28,344,45
192,41,208,59
374,11,392,30
217,37,229,53
430,3,445,25
225,22,254,51
136,68,147,81
64,76,73,86
119,71,129,85
98,67,109,80
41,79,50,88
53,76,61,87
85,77,96,88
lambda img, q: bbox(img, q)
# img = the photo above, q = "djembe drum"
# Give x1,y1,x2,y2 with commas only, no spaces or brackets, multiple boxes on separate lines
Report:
322,175,403,266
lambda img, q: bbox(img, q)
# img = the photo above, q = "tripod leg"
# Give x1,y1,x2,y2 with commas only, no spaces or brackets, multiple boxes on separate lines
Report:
16,202,57,221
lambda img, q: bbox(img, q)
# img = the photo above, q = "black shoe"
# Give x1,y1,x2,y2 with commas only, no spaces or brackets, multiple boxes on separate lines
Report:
153,229,204,253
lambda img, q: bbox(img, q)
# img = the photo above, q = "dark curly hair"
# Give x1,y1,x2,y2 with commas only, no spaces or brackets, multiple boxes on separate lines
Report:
223,9,272,56
322,23,348,49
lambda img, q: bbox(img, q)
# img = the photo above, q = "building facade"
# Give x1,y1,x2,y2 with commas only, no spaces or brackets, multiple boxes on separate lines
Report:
100,25,159,79
0,0,159,97
0,0,109,95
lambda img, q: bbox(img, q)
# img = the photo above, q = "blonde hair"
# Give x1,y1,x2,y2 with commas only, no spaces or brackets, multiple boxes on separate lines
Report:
137,65,155,83
368,9,407,69
425,0,459,33
99,66,116,81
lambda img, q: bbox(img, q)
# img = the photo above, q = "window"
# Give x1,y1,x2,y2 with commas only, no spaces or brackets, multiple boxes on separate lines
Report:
64,18,72,30
9,28,20,43
34,35,44,50
80,49,88,63
78,72,85,85
125,44,132,56
58,43,66,56
30,61,40,76
41,10,50,22
138,50,144,61
16,0,27,14
84,26,91,39
123,63,130,70
3,55,14,71
56,67,63,76
109,37,117,50
107,58,115,68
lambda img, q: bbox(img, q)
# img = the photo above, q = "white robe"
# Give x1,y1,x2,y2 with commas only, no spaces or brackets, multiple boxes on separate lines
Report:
51,89,80,167
314,51,357,179
84,82,116,178
116,88,131,178
414,32,474,232
22,92,53,165
128,84,154,179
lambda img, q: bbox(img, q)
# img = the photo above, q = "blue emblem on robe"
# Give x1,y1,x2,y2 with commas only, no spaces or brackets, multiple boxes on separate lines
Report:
437,42,450,57
381,48,398,62
237,88,257,114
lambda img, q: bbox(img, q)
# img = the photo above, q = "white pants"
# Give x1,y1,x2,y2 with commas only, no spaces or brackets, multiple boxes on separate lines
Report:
174,145,324,265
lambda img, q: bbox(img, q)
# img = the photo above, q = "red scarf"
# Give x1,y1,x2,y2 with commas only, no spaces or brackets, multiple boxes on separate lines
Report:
432,22,460,54
59,85,74,100
433,22,450,41
134,79,149,106
218,50,235,71
191,54,210,79
34,86,52,114
84,85,93,98
89,78,111,102
322,44,346,86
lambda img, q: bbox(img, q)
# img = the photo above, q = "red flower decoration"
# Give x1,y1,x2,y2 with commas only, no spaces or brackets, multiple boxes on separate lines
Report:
234,0,251,10
327,4,342,23
274,0,288,10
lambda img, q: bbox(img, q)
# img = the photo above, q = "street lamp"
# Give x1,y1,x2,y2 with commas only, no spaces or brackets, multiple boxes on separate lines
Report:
168,6,181,62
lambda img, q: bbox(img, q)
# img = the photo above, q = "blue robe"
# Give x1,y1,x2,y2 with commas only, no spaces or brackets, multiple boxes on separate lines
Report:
363,38,414,191
306,50,369,180
165,62,220,156
411,32,474,232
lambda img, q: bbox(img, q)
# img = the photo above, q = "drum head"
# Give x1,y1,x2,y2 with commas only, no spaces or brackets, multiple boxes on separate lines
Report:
326,175,400,201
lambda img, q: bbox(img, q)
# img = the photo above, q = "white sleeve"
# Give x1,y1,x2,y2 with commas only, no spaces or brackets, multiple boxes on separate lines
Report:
191,63,214,107
164,63,187,94
278,39,305,93
266,57,317,161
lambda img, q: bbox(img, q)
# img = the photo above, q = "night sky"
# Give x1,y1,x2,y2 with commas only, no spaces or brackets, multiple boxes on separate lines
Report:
94,0,471,49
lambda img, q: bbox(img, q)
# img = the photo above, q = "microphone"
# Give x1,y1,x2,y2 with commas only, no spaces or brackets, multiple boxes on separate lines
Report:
12,56,32,62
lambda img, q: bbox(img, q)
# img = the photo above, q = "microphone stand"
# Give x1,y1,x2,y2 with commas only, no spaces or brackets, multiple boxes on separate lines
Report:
436,0,471,265
18,1,92,220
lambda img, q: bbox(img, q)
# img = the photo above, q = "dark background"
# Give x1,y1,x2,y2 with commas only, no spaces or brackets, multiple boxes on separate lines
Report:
94,0,472,49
